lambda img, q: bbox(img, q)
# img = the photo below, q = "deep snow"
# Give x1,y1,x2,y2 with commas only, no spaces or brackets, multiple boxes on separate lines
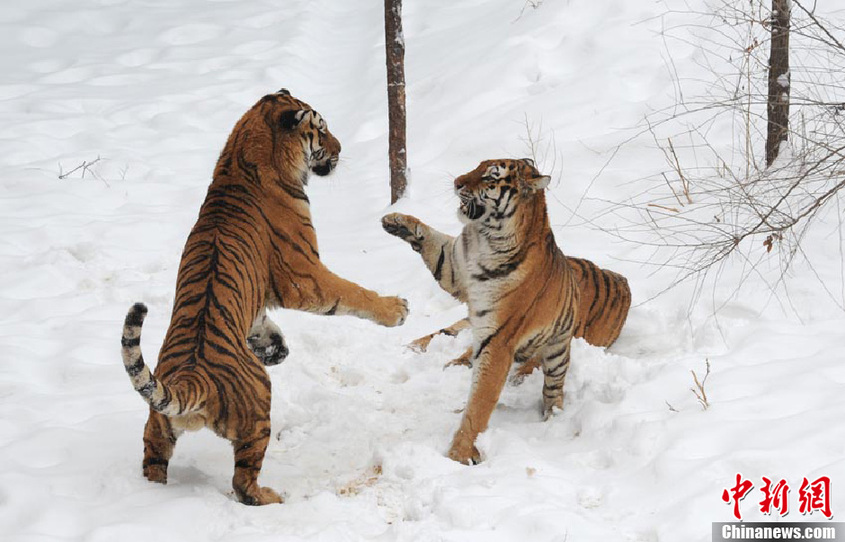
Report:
1,0,844,541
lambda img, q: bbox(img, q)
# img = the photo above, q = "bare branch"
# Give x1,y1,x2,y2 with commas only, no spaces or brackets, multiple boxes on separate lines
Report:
690,359,711,411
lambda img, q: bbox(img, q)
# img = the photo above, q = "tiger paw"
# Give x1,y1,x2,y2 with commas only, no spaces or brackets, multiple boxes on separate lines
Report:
447,438,481,465
407,333,434,353
376,296,409,327
443,349,473,370
143,463,168,484
509,358,541,386
382,213,425,252
542,397,564,421
247,331,289,366
237,485,284,506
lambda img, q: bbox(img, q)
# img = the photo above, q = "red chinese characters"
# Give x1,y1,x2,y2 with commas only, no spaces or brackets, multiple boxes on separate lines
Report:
722,474,833,520
759,477,790,516
799,476,832,519
722,474,755,520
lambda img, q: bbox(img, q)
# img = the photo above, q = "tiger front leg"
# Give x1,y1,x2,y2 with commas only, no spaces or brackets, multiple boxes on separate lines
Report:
382,212,434,250
447,339,511,465
247,307,289,366
300,264,409,327
382,213,467,302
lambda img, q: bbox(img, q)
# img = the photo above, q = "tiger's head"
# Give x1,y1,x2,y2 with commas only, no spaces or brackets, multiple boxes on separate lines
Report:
454,158,551,226
259,88,342,180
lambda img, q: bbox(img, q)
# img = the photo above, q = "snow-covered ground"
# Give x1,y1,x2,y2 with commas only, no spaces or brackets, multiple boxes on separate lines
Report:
1,0,844,540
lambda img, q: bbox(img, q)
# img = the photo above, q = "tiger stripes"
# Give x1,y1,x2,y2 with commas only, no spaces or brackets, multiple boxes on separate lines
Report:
384,218,630,357
404,254,631,356
567,256,631,347
120,89,408,505
383,158,631,465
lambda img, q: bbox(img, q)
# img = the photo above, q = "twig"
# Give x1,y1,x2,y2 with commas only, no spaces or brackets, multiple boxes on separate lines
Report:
647,203,680,213
661,172,686,208
514,0,544,22
667,138,693,204
690,359,711,410
58,156,102,180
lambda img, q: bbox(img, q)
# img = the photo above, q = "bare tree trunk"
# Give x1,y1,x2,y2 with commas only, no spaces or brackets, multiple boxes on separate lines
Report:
384,0,407,203
765,0,790,167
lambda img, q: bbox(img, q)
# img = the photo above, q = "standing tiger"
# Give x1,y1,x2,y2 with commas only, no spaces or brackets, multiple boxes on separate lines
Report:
120,89,408,505
382,159,630,465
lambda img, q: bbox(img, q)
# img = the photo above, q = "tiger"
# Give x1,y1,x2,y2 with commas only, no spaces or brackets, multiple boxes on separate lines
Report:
120,89,408,505
381,158,630,465
402,255,631,371
383,167,630,367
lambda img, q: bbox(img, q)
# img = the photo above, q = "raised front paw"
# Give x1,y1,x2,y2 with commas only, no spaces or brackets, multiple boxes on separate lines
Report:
247,331,289,366
382,213,425,252
375,296,409,327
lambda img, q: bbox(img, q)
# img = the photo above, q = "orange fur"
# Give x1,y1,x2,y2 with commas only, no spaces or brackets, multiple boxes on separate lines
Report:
407,256,630,359
120,89,407,504
384,158,591,464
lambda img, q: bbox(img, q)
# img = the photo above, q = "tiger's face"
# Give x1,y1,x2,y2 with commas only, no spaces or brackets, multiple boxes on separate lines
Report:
265,89,341,178
281,107,341,177
454,159,551,225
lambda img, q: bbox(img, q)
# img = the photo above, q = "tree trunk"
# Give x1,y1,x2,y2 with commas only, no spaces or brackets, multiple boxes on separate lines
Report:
765,0,790,167
384,0,407,203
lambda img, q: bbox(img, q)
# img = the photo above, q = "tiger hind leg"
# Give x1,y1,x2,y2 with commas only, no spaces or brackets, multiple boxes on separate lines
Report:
509,355,542,386
409,318,470,353
232,418,283,505
142,410,181,484
540,338,573,420
443,347,473,369
247,307,289,366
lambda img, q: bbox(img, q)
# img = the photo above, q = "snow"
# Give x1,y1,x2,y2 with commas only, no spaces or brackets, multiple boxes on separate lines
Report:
1,0,844,541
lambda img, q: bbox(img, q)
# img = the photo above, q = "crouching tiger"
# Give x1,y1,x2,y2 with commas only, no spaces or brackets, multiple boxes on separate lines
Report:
120,89,408,505
382,159,630,465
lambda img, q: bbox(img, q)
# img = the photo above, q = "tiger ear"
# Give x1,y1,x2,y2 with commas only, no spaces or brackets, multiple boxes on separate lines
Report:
280,109,308,130
523,173,551,191
521,157,535,167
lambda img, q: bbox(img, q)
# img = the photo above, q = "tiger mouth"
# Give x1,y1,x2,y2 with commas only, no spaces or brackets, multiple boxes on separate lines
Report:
311,155,338,177
312,162,333,176
459,198,485,220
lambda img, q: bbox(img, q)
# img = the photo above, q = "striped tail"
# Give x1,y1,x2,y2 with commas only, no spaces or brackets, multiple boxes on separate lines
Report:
121,303,185,417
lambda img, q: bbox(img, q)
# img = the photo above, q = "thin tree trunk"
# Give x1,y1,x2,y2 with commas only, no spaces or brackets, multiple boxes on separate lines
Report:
766,0,790,167
384,0,407,203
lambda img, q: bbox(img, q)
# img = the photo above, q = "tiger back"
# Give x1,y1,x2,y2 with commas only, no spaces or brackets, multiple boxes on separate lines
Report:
567,256,631,348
